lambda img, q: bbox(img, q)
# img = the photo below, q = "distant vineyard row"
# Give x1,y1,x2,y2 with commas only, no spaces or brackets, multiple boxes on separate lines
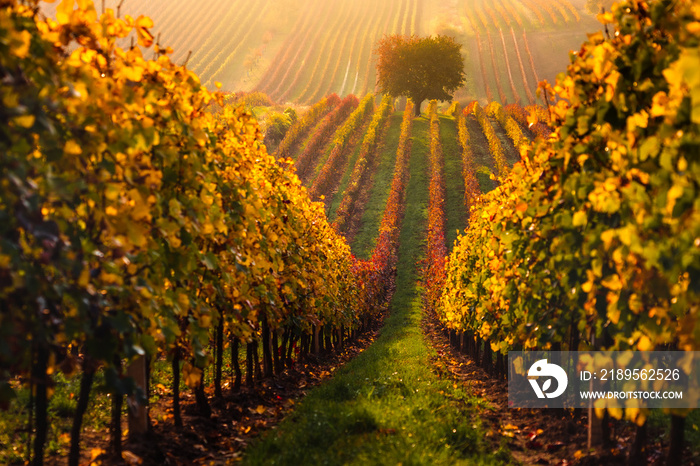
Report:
39,0,597,106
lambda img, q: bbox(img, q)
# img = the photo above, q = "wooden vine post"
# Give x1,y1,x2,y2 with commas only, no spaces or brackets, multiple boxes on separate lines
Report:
126,355,149,438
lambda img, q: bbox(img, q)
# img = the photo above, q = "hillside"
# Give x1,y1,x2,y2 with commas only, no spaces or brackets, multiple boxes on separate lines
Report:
39,0,600,105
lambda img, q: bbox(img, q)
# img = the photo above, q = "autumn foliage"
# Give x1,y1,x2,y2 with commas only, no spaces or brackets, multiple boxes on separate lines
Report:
456,106,481,216
440,0,699,429
366,101,415,295
333,95,394,233
422,101,447,313
275,94,340,160
0,1,386,463
309,94,375,202
485,101,528,154
293,94,358,182
504,103,552,140
468,102,509,179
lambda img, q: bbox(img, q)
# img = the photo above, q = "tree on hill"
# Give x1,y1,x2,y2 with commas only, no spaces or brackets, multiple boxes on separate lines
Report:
374,35,466,116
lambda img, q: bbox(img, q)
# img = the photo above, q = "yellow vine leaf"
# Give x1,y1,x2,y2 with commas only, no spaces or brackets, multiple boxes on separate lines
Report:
13,114,35,128
601,274,622,291
90,448,105,461
56,0,74,25
64,139,82,155
572,211,587,227
13,30,32,59
135,16,154,47
637,335,653,351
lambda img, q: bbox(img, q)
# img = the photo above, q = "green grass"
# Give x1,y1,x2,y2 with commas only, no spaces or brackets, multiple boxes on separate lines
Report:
351,113,402,259
307,141,335,185
439,115,468,251
240,116,506,465
289,113,330,161
476,166,498,194
0,370,115,464
648,409,700,459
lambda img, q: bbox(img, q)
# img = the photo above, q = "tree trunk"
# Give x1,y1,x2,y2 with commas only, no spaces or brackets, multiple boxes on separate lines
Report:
126,355,149,439
588,406,610,449
69,361,95,466
194,369,211,418
215,321,224,397
589,329,611,449
231,336,241,391
312,325,319,355
475,335,481,364
496,352,504,378
262,318,273,378
272,329,282,375
301,333,309,361
483,340,492,372
145,356,151,411
602,411,612,448
287,334,296,367
172,349,182,427
588,407,603,449
324,326,332,354
628,422,647,465
246,341,254,387
414,99,422,116
281,329,289,369
111,362,123,458
253,340,262,380
667,415,685,466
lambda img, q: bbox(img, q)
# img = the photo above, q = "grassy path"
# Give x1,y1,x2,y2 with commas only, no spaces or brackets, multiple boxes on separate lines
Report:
488,116,521,167
351,113,402,259
439,115,467,251
241,116,501,465
464,115,499,194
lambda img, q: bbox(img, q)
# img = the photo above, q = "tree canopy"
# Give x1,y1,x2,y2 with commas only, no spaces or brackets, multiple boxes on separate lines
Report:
374,35,466,116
